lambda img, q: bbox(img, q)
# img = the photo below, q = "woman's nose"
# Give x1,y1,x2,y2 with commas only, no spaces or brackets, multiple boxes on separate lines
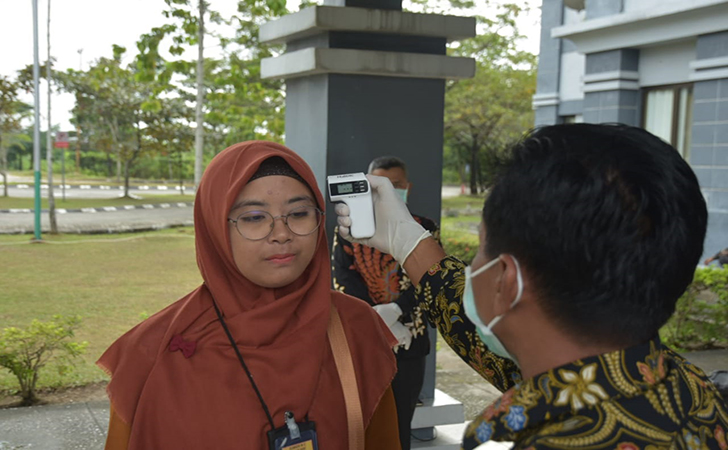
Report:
269,216,293,243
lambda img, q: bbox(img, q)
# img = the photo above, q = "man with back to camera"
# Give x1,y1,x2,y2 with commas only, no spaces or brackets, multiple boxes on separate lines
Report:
336,124,728,449
332,156,440,450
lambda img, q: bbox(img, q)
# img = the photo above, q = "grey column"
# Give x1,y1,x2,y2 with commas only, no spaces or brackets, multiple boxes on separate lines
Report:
260,2,476,439
533,0,564,126
583,49,640,125
690,31,728,260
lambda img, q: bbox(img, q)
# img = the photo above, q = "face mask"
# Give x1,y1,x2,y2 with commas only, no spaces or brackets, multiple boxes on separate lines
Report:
394,188,408,204
463,255,523,363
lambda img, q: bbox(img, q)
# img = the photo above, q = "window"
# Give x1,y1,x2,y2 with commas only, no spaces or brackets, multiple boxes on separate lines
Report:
642,85,693,159
562,115,583,124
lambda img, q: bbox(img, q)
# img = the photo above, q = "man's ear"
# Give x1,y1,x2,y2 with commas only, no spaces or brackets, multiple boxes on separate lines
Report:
498,255,522,309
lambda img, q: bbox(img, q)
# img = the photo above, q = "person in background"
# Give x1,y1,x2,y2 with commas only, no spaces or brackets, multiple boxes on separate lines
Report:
336,124,728,449
99,142,401,450
704,247,728,267
332,156,439,450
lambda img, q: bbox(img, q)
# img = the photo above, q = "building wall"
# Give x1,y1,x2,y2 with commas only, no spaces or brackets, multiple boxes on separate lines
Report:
533,0,728,260
639,41,696,87
691,31,728,259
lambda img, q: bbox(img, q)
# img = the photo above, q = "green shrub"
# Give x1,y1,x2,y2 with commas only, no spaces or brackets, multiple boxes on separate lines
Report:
441,229,479,264
660,267,728,351
0,316,88,405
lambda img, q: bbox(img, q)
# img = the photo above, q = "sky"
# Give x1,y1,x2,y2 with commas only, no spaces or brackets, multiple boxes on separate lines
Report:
1,0,542,131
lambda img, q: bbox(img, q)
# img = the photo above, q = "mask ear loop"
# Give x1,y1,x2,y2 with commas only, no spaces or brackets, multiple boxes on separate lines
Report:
484,255,524,330
471,256,500,278
512,256,524,306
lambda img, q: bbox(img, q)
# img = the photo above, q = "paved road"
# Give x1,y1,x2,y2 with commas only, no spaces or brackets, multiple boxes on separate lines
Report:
5,186,193,199
0,207,193,234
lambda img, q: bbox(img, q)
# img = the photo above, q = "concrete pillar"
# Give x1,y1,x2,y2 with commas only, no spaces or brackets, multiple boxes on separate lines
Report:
582,49,640,125
260,2,476,441
689,31,728,260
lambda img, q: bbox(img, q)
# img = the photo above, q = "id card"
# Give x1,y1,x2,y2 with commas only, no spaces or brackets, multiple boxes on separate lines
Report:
267,420,319,450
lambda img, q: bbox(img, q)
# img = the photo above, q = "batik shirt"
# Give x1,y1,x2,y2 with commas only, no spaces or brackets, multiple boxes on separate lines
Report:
414,256,728,450
332,215,439,360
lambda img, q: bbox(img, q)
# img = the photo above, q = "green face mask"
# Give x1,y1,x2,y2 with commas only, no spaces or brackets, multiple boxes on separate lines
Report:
394,188,408,204
462,256,523,364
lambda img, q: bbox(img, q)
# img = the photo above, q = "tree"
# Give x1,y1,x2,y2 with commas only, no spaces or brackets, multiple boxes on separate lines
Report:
58,46,161,197
0,76,30,197
424,0,537,193
445,61,535,193
136,0,287,181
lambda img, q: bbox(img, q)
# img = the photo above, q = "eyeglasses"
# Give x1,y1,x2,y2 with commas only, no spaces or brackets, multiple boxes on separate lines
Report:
228,205,324,241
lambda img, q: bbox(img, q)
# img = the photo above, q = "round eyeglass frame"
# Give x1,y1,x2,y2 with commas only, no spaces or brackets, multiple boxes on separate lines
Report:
227,205,325,241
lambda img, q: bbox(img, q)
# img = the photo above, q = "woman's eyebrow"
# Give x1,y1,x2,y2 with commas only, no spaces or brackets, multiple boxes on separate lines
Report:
231,199,268,211
288,195,315,205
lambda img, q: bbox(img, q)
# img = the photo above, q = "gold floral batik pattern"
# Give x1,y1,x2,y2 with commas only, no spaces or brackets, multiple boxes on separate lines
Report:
414,256,728,450
414,257,520,392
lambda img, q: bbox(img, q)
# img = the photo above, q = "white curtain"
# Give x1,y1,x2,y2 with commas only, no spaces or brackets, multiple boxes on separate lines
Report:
645,89,674,145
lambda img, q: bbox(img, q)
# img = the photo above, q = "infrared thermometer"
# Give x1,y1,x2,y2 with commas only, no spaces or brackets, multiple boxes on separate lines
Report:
327,173,376,239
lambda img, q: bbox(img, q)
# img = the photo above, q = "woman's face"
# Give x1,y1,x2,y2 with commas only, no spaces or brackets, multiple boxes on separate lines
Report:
228,175,319,288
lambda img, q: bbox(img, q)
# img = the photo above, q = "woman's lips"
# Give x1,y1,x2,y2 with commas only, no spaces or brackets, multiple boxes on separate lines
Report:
266,254,296,264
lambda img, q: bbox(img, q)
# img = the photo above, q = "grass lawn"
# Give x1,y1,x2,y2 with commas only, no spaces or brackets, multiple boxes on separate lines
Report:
0,194,195,210
441,215,481,232
441,194,486,211
0,228,201,395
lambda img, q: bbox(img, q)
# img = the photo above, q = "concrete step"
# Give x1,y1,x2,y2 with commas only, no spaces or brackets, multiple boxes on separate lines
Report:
411,389,465,429
411,423,514,449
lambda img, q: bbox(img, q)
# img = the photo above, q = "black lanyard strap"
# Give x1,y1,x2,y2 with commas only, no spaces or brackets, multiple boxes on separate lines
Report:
212,300,276,430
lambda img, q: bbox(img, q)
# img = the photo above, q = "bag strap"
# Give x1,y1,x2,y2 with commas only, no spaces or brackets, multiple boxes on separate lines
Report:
328,303,365,450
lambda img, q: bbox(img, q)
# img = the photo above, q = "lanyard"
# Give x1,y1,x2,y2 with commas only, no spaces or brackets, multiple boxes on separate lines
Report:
212,299,276,430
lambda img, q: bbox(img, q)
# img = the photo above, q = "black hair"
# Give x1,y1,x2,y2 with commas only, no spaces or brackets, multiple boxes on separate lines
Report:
250,156,306,185
368,156,407,175
482,123,707,347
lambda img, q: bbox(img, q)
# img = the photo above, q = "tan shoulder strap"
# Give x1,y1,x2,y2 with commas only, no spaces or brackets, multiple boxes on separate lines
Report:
328,303,365,450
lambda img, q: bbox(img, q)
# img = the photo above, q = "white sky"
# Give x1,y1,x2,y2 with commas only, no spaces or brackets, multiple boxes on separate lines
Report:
1,0,541,131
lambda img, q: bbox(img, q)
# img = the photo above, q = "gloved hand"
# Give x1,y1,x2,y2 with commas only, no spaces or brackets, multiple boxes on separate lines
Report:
389,321,413,351
336,175,431,264
373,303,403,327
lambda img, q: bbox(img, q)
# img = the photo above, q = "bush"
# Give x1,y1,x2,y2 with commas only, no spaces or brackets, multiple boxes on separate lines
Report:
660,267,728,351
0,316,88,405
441,229,479,264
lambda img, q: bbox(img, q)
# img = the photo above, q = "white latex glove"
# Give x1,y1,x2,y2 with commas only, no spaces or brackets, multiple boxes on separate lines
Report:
389,321,413,351
336,175,431,264
373,303,403,327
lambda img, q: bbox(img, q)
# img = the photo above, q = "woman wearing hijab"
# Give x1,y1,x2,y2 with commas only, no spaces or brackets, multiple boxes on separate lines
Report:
98,141,400,450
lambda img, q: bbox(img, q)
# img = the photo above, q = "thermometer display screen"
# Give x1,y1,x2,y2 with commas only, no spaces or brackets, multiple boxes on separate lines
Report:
331,180,368,196
337,183,354,194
